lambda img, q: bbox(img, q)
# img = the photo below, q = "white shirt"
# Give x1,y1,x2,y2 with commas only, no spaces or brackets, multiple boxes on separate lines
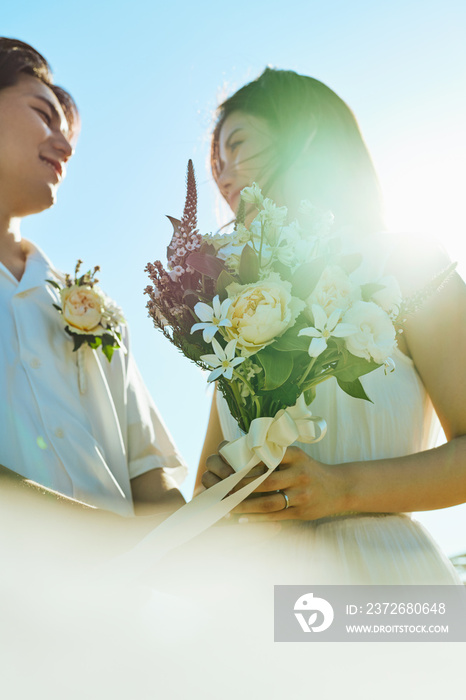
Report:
0,243,187,516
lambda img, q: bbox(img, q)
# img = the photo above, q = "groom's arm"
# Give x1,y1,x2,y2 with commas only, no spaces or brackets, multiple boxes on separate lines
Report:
0,462,98,510
130,468,186,515
0,463,171,554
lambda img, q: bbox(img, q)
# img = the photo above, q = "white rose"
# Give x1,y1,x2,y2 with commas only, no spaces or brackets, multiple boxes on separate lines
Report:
306,265,360,317
342,301,397,364
61,285,104,334
224,273,305,356
371,276,402,316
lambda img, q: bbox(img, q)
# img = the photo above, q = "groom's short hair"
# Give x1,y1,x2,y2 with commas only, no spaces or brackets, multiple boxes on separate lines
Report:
0,37,79,137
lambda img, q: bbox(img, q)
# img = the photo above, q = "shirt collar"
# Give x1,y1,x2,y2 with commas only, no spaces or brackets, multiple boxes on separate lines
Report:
0,241,63,295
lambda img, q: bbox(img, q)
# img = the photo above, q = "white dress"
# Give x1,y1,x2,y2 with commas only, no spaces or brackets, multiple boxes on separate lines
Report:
216,233,462,585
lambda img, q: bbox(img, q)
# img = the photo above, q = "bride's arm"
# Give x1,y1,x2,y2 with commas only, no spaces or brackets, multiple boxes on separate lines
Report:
226,266,466,521
202,247,466,520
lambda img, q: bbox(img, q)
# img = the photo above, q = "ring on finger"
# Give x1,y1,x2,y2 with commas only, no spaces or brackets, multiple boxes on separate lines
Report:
277,489,290,510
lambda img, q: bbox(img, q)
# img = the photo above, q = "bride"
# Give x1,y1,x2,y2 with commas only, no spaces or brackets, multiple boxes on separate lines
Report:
194,67,465,585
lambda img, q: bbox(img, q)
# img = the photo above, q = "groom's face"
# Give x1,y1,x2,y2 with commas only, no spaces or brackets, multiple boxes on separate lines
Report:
0,73,74,217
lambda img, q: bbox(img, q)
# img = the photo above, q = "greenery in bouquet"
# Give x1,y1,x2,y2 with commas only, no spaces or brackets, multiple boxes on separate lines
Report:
145,161,419,435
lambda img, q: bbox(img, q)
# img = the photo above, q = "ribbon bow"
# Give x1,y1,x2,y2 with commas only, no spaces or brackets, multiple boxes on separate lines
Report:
220,393,326,472
106,394,326,581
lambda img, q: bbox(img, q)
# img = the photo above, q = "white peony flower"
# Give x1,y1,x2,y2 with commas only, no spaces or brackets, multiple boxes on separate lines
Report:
60,285,104,334
342,301,397,364
200,338,245,382
224,273,305,356
306,265,360,317
298,304,356,357
191,295,232,343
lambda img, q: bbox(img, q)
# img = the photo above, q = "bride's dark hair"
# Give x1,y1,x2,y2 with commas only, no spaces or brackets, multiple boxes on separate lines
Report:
211,67,385,235
0,37,79,137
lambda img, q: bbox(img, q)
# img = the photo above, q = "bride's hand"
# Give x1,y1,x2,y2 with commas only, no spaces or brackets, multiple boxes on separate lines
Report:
202,445,349,522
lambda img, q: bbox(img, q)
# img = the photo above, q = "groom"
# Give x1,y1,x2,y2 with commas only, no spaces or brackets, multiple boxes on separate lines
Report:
0,38,186,531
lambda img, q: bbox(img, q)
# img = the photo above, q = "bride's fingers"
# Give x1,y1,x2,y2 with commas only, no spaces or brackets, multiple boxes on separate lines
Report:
230,489,301,515
205,453,235,481
201,470,222,489
226,464,269,493
243,465,298,494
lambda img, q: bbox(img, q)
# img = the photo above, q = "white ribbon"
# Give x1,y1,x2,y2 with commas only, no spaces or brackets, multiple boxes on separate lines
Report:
105,394,326,581
77,346,87,395
220,393,326,472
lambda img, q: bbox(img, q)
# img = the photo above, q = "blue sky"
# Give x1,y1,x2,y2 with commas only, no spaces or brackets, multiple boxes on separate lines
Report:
3,0,466,554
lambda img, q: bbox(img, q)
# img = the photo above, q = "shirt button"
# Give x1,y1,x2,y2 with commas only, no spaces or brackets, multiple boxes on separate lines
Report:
30,358,41,369
54,428,64,439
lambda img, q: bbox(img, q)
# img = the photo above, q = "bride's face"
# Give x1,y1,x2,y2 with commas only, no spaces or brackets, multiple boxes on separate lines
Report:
215,111,276,218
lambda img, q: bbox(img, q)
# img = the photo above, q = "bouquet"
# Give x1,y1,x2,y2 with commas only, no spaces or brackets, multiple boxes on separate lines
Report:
145,162,404,458
115,160,456,572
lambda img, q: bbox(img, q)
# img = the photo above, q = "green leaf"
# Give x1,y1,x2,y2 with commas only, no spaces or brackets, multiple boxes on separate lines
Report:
216,270,237,300
71,334,90,352
303,386,317,405
89,336,102,350
337,253,362,275
256,348,294,390
272,261,293,282
272,327,310,352
238,244,259,284
185,252,225,279
333,352,381,383
52,303,62,312
360,282,386,302
46,279,61,290
336,377,373,403
101,343,115,362
291,258,326,299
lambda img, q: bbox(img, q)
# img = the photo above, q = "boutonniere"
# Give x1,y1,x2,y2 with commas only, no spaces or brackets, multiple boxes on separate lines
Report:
48,260,126,392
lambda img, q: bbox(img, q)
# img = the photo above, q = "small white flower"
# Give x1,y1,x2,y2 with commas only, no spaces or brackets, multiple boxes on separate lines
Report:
259,198,288,228
191,295,232,343
298,304,356,358
200,338,245,382
233,223,252,244
169,265,185,280
240,183,264,208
